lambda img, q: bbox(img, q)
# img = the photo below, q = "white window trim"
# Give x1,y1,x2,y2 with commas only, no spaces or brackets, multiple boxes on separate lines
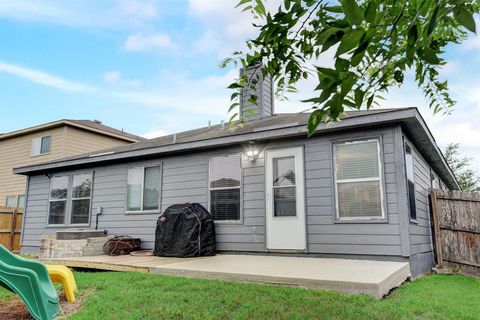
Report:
333,139,386,221
208,154,242,223
31,135,51,157
125,164,162,214
46,172,93,227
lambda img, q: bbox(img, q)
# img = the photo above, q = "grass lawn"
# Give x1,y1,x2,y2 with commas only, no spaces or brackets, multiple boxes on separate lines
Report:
1,272,479,319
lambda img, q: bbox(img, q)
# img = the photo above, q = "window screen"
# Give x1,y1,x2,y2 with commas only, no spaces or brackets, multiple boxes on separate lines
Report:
41,136,51,154
209,156,241,221
17,195,25,208
48,176,69,225
70,173,92,224
127,167,142,211
404,143,417,220
334,140,384,219
127,166,161,212
143,166,161,210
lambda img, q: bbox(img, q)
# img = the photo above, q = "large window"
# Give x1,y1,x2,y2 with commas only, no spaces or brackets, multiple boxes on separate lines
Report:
404,143,417,220
127,165,161,212
334,139,384,220
48,173,92,225
209,155,241,221
32,135,51,156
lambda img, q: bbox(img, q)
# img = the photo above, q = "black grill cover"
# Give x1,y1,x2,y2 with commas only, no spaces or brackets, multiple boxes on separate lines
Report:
154,203,216,257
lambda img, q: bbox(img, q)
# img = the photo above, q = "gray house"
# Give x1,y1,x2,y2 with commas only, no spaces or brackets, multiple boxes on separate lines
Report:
14,69,458,277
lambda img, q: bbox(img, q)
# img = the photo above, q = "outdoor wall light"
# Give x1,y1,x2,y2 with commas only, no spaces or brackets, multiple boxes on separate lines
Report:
246,141,260,161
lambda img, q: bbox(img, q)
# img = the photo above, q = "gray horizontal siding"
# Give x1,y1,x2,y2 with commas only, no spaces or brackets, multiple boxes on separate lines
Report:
22,125,405,258
406,136,435,255
303,127,403,256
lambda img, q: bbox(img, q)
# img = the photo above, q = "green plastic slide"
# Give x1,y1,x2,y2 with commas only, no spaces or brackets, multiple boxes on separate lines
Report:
0,245,60,320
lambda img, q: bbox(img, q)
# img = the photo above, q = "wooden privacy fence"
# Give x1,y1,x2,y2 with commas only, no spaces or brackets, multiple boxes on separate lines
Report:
0,207,23,252
430,190,480,276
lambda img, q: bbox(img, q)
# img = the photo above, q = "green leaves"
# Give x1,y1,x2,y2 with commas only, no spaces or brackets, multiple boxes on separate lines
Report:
229,0,473,136
364,0,378,23
339,0,364,26
336,29,365,56
453,6,476,33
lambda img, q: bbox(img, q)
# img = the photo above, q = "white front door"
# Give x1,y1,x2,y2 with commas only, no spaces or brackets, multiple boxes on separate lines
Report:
265,147,306,251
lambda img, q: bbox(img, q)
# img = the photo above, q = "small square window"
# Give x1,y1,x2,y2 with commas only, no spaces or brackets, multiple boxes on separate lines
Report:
5,196,17,208
32,135,51,155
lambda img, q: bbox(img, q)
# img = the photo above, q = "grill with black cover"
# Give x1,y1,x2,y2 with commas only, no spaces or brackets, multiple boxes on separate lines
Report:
154,203,216,257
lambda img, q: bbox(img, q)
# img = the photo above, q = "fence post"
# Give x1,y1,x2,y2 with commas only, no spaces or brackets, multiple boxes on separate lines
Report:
430,190,443,268
8,208,18,251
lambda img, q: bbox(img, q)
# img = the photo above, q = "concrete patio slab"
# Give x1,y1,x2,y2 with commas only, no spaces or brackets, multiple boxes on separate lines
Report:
42,254,411,298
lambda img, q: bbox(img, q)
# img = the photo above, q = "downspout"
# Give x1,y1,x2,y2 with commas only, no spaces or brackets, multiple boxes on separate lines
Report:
19,176,30,253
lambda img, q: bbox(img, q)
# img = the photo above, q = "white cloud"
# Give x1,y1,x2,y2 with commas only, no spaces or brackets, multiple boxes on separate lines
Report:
103,71,141,87
123,33,173,52
104,71,122,83
116,1,157,21
188,0,256,56
0,0,160,30
381,73,480,172
0,60,96,92
110,69,237,117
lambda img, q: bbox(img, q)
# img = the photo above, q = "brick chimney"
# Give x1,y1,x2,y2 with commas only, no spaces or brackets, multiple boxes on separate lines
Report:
239,63,274,121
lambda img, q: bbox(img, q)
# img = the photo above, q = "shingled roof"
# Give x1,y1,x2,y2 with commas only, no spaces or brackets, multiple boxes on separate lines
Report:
13,108,459,190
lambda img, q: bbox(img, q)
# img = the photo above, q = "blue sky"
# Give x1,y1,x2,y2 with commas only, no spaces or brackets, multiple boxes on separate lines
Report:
1,0,480,171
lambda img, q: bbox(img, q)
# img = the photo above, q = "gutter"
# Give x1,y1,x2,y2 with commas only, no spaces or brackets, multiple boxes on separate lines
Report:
411,109,459,190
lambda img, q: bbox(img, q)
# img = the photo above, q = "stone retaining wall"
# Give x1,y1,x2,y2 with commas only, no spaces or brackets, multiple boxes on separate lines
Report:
40,235,112,258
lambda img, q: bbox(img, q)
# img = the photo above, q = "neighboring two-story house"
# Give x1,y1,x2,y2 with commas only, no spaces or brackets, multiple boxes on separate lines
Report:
0,119,144,208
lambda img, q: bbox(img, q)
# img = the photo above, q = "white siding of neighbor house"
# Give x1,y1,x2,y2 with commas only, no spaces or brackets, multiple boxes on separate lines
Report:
22,125,408,257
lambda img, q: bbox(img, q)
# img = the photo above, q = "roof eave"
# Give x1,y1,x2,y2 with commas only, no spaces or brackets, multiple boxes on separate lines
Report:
63,120,142,143
0,119,142,143
409,109,460,190
0,120,65,141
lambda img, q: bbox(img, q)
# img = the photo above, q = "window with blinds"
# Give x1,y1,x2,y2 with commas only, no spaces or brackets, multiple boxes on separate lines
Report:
209,155,241,221
404,143,417,220
127,165,161,212
334,139,384,219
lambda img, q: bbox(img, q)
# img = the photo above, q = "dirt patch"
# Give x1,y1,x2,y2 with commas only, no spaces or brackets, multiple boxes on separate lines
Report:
0,289,94,320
